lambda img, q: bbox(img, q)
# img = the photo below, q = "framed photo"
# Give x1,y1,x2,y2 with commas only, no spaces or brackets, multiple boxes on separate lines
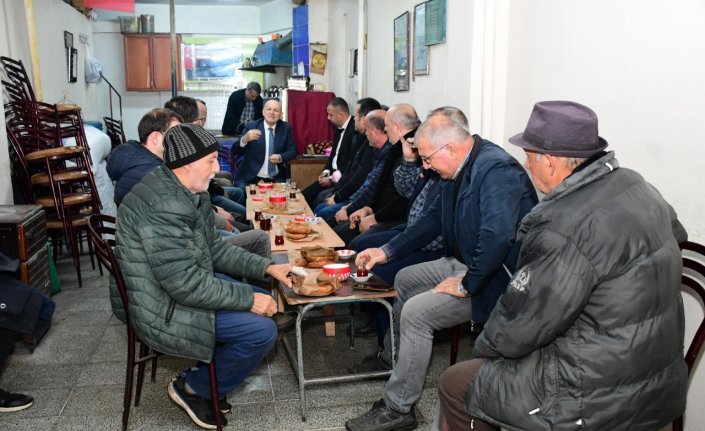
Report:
413,2,429,76
425,0,446,45
393,11,410,92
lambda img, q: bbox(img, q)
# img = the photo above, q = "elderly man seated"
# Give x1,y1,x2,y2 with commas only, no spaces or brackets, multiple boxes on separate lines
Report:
115,123,293,429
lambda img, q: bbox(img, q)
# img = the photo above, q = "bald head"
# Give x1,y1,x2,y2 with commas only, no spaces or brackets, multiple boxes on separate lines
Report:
385,104,420,144
365,109,388,148
416,115,473,179
428,106,469,130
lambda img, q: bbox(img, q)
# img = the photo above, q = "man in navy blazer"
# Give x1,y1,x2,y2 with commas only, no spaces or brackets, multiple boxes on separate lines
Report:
234,99,297,188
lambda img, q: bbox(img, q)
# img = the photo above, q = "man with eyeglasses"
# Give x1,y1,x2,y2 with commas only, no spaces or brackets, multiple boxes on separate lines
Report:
345,114,538,431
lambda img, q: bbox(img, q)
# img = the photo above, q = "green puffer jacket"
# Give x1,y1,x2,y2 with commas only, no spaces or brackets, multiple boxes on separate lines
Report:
467,152,688,430
114,165,272,362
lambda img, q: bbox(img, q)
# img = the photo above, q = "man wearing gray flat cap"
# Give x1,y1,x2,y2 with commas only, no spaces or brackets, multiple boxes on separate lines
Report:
437,100,688,431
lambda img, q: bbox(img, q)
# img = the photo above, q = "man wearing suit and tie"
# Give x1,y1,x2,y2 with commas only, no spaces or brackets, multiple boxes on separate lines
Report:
234,99,297,188
302,97,357,207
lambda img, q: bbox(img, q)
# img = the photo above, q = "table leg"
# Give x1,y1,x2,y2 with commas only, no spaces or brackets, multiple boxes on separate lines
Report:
323,305,335,336
296,307,307,421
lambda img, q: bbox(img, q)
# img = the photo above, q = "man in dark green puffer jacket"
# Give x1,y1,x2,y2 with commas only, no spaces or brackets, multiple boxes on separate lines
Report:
116,124,292,429
438,101,688,431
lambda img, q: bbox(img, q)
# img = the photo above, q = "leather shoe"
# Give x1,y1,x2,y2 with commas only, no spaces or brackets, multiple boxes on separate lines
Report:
345,398,417,431
347,352,392,374
346,322,377,338
0,389,33,413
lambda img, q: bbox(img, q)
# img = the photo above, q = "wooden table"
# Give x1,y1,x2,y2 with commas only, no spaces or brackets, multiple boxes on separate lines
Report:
272,252,397,421
245,185,344,251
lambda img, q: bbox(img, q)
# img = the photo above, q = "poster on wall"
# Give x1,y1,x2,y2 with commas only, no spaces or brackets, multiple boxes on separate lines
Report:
425,0,446,45
394,11,410,92
413,2,429,77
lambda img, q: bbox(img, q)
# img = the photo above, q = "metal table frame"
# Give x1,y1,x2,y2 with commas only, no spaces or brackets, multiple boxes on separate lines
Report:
278,295,396,421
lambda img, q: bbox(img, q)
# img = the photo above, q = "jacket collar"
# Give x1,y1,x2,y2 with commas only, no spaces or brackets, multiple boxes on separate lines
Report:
517,151,619,240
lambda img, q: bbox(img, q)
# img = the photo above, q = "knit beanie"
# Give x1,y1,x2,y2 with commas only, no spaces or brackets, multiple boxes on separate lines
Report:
163,123,220,169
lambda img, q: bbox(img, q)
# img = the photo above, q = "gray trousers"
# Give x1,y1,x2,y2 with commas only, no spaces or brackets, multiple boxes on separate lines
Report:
380,257,473,413
222,229,271,258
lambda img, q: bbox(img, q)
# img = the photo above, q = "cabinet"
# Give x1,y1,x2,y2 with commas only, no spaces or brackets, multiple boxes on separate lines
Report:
124,34,182,91
0,205,50,295
288,157,327,190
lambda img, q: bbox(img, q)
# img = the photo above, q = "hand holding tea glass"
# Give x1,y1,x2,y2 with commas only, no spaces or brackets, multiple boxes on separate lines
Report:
355,247,387,271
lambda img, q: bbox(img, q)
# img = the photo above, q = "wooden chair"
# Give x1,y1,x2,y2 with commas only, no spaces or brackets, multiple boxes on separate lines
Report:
87,215,223,431
103,116,126,149
1,56,36,102
449,321,484,366
673,241,705,431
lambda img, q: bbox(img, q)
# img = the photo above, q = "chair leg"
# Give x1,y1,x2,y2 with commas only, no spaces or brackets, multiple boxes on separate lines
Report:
449,325,460,366
122,331,137,431
673,416,683,431
208,360,223,431
134,343,150,406
150,354,158,383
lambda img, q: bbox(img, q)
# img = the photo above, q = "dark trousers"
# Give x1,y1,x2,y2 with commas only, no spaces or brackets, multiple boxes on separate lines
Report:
0,328,16,380
302,181,331,208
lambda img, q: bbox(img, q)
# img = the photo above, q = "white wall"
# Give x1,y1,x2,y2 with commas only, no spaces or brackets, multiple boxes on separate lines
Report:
260,0,295,34
364,0,475,117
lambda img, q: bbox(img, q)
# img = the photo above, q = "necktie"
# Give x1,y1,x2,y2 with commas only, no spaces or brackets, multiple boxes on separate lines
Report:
267,127,277,178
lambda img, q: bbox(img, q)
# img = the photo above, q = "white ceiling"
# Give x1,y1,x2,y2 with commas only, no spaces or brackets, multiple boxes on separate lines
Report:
135,0,278,5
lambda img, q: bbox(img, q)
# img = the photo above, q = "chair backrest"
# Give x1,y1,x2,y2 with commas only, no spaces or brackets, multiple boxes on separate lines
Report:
1,56,36,102
680,241,705,375
88,215,130,320
103,116,126,149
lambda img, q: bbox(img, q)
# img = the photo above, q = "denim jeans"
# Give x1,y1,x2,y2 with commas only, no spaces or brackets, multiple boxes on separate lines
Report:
380,257,473,413
211,193,246,217
184,282,276,400
314,200,348,219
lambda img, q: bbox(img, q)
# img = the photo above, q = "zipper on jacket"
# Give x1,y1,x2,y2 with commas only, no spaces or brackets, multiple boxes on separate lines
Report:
165,299,175,325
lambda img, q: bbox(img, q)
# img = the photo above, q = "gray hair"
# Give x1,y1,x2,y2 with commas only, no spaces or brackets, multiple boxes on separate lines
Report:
532,153,587,170
390,104,420,130
366,110,387,133
428,106,469,130
416,114,471,149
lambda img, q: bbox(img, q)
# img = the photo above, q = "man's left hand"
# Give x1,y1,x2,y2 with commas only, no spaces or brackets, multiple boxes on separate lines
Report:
433,276,466,297
268,154,282,164
318,176,332,187
324,195,336,206
215,206,234,222
359,214,377,233
266,263,293,287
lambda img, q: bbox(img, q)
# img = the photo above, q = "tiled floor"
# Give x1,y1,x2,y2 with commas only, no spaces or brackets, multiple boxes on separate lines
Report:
0,254,475,431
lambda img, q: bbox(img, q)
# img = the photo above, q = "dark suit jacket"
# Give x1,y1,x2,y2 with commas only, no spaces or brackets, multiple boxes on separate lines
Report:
323,117,356,174
235,119,297,184
333,134,375,203
221,89,264,136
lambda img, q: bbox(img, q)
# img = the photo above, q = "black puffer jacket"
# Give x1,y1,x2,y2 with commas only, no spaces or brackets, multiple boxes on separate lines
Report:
106,140,162,204
468,152,688,430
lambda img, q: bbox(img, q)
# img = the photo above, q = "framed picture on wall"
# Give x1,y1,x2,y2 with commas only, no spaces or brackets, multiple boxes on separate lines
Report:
413,2,429,76
425,0,446,45
394,11,410,92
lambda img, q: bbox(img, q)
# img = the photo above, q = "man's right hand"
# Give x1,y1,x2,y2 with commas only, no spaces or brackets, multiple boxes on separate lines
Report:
324,195,336,206
401,135,418,162
242,129,262,145
335,205,350,223
250,292,277,317
318,175,332,187
355,247,387,270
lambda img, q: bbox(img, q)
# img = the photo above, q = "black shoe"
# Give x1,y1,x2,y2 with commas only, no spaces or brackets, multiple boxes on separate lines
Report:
168,375,228,429
0,389,33,413
346,322,378,338
347,352,392,374
218,396,231,415
345,398,417,431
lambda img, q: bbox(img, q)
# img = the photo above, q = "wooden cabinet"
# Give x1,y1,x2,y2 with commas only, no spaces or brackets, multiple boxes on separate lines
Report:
288,157,327,190
124,34,182,91
0,205,50,295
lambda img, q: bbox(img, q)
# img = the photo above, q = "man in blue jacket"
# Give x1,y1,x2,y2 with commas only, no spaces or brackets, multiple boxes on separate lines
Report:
234,99,297,188
345,115,538,431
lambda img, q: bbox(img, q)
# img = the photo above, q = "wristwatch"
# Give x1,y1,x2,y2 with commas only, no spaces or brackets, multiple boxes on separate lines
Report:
457,282,468,297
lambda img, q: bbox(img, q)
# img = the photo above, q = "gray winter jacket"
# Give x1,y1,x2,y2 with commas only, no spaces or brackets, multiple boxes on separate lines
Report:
467,152,688,430
115,165,273,362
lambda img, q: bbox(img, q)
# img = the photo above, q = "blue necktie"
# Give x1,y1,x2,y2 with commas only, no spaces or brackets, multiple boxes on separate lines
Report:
267,127,277,178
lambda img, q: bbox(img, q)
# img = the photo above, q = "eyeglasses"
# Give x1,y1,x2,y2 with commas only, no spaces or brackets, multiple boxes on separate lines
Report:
419,144,449,163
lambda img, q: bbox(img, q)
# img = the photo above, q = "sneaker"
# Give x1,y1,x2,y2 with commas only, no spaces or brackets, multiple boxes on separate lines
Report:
168,375,228,429
345,398,417,431
347,352,392,374
0,389,33,413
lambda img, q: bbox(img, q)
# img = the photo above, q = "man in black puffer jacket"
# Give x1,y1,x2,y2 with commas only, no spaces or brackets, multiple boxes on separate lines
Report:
438,101,688,431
